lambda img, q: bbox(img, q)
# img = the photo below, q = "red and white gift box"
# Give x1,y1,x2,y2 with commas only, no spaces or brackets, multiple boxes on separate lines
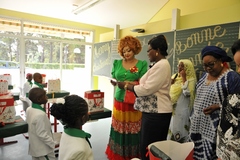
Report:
84,90,104,113
48,79,61,93
0,80,8,95
0,74,12,85
0,95,16,123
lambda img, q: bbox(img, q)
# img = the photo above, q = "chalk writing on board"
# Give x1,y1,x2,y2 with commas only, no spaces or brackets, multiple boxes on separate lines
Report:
175,25,226,56
93,42,111,76
174,22,239,79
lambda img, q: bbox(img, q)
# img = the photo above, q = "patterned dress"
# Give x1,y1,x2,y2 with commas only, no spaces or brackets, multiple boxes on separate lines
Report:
105,59,147,160
189,70,240,160
217,93,240,160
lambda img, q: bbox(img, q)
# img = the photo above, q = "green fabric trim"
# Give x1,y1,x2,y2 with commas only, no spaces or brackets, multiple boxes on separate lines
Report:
32,103,45,112
44,155,49,160
109,127,140,146
64,128,91,138
28,80,33,86
34,82,43,89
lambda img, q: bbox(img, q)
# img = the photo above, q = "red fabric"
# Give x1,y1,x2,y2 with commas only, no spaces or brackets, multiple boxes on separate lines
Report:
114,100,136,112
105,145,135,160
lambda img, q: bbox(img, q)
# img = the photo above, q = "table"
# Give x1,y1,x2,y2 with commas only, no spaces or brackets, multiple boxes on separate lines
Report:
89,108,112,120
0,110,112,146
0,116,28,145
46,90,70,99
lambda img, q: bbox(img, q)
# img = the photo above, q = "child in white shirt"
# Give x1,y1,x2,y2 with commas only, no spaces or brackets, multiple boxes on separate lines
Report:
51,95,93,160
26,88,56,160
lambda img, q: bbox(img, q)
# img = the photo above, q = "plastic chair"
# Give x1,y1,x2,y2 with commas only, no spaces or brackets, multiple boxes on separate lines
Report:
148,140,194,160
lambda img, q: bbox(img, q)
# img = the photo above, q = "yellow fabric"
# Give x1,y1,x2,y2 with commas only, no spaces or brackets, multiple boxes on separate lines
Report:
170,59,196,109
113,107,142,122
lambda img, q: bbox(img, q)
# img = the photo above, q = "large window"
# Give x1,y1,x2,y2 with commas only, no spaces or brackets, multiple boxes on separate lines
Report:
0,17,94,96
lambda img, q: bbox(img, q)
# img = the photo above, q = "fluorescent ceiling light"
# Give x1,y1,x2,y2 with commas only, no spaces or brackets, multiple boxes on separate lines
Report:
72,0,104,15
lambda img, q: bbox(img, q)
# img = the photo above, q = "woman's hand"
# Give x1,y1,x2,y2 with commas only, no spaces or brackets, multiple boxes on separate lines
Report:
110,80,117,86
203,104,220,115
180,70,187,83
171,79,175,84
117,82,126,90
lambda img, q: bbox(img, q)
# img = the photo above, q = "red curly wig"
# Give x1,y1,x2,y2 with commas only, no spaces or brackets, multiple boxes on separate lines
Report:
118,36,142,57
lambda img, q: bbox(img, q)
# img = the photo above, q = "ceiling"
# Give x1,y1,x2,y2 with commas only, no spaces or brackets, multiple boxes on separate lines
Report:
0,0,169,29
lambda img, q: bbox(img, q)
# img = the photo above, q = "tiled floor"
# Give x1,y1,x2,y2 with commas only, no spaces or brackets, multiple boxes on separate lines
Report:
0,101,111,160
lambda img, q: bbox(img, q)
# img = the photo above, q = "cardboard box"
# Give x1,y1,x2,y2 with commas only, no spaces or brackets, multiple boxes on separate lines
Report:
148,140,194,160
48,79,61,93
0,80,8,95
0,95,16,123
84,90,104,113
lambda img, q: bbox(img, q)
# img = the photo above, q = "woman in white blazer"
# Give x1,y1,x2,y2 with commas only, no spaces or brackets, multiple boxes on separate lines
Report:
117,35,172,160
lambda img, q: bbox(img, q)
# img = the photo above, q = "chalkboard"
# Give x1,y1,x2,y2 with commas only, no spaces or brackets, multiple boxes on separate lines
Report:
93,22,239,78
109,31,175,77
93,41,111,76
174,22,239,80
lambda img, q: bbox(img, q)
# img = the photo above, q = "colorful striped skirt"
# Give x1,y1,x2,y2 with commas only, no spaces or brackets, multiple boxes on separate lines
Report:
105,99,142,160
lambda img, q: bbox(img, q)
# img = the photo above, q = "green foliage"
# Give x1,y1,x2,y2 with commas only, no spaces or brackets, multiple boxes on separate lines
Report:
25,62,84,69
0,32,86,65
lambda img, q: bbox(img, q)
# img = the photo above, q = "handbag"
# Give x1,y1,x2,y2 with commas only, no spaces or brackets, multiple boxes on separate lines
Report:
124,90,136,104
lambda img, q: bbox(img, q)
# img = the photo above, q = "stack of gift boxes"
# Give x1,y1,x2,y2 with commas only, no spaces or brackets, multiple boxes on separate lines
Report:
0,74,16,124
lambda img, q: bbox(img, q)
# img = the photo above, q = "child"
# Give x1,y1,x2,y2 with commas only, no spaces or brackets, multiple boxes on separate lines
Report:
32,72,44,89
26,88,56,160
32,72,47,89
50,95,93,160
23,73,33,97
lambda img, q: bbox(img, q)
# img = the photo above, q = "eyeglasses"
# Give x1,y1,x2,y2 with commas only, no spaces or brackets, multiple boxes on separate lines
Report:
147,48,153,52
203,60,218,69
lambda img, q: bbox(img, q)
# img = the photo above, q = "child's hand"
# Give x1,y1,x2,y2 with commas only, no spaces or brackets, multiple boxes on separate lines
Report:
42,83,47,88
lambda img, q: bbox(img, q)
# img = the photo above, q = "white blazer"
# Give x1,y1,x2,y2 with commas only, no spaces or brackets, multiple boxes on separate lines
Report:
26,107,55,157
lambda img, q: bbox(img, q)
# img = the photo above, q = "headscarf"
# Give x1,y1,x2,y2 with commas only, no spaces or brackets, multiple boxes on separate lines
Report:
201,46,232,62
170,59,197,110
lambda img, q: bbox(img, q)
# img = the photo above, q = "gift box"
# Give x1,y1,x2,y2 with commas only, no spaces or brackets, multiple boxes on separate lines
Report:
48,79,61,93
84,90,104,113
0,74,12,85
0,95,16,124
0,80,8,95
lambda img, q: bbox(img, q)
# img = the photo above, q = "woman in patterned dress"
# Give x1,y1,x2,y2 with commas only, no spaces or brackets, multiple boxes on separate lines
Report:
169,59,196,143
105,35,148,160
189,46,240,160
216,39,240,160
